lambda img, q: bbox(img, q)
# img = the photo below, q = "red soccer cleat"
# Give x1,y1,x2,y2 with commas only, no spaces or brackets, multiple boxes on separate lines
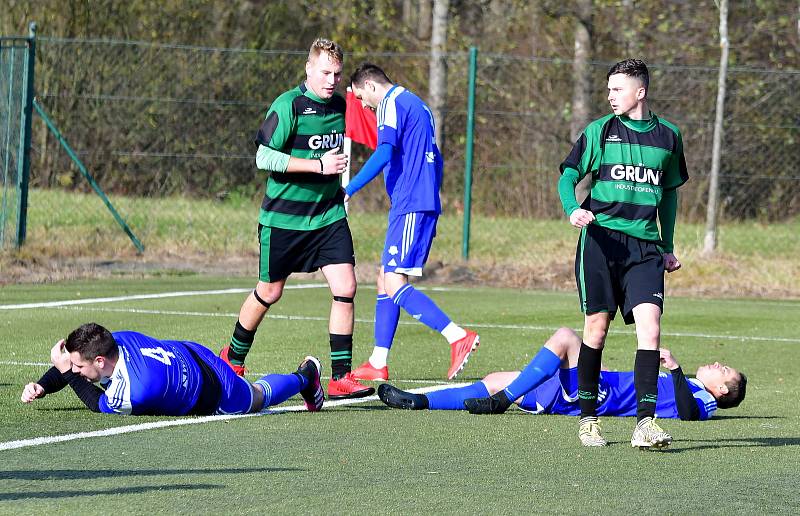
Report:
219,345,248,377
351,361,389,381
447,330,480,380
327,372,376,400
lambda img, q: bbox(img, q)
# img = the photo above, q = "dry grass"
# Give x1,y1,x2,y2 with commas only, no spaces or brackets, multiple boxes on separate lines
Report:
1,188,798,299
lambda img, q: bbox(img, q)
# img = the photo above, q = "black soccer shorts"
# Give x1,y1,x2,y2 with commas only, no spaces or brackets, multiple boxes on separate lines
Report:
257,218,356,283
574,223,665,324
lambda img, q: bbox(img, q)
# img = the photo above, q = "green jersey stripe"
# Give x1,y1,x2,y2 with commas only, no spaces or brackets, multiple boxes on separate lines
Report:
255,83,347,231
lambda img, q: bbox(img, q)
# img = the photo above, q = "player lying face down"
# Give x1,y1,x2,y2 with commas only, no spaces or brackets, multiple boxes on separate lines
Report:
21,323,325,416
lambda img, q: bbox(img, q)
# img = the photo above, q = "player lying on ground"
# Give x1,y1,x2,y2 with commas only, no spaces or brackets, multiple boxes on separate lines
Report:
379,327,746,432
21,322,324,416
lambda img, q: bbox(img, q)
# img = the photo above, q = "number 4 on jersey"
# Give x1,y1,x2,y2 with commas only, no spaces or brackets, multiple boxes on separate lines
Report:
141,347,176,365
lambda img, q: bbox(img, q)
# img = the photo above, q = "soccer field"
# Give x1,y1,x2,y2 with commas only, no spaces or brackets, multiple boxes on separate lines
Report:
1,276,798,514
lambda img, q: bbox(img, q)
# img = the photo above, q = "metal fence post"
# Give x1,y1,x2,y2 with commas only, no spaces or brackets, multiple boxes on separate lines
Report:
461,46,477,260
14,21,36,247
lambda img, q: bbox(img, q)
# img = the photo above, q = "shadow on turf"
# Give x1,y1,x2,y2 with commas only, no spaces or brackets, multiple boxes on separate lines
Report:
0,467,302,482
711,415,782,420
661,437,800,453
0,484,219,501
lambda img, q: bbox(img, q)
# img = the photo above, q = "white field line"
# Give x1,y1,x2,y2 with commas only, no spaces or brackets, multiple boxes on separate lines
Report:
33,305,800,344
0,285,319,310
0,284,474,311
0,382,468,452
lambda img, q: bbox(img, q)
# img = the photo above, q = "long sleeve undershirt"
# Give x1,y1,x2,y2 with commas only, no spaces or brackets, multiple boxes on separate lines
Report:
658,188,678,253
557,168,581,217
344,143,393,197
670,366,701,421
255,144,291,173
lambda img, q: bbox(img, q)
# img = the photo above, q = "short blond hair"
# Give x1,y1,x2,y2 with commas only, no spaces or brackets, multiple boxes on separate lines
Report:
309,38,343,64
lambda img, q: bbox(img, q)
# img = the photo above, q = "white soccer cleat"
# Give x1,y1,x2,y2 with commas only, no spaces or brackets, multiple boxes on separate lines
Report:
579,416,608,447
631,416,672,450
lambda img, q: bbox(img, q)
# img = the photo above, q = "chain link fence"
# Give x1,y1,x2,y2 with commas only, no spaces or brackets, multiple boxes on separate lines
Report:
14,37,800,286
0,36,32,250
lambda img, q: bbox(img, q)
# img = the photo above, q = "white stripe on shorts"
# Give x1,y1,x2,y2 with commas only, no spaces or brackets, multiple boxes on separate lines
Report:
402,212,416,261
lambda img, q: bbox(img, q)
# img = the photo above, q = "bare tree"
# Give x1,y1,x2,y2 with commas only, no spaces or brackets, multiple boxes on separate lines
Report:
429,0,448,152
418,0,432,40
571,0,593,204
703,0,729,256
403,0,414,27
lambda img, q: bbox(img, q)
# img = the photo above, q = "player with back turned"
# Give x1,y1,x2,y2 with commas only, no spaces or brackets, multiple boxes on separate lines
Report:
344,63,479,382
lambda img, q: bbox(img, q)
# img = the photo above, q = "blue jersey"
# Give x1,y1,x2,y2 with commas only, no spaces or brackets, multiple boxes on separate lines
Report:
377,85,443,217
98,331,209,416
519,369,717,420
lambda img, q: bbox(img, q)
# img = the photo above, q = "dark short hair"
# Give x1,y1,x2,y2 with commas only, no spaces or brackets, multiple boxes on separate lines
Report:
64,322,119,361
350,62,392,89
717,372,747,409
607,58,649,91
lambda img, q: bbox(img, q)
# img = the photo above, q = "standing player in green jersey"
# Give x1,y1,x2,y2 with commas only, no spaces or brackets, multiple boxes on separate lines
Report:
219,38,374,400
558,59,689,448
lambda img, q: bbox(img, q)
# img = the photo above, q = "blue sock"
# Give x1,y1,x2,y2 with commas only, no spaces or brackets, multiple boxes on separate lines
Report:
255,373,303,408
426,382,490,410
392,284,451,333
503,347,562,401
375,294,400,349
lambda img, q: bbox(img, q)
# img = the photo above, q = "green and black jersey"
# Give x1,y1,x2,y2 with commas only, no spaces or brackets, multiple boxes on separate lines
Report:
559,113,689,247
254,83,346,230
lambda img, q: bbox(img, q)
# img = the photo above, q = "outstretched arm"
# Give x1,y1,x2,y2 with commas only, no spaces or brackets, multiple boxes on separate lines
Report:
344,143,393,197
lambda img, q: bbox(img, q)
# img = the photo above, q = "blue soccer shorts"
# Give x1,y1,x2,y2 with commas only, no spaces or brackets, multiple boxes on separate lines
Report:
186,343,255,415
382,211,438,277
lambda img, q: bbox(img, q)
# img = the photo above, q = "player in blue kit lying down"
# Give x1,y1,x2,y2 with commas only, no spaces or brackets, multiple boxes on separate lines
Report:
379,327,746,437
21,322,324,416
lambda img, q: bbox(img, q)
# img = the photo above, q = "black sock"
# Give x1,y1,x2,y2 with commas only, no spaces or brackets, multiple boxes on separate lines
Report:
577,343,603,418
329,333,353,380
228,320,256,365
635,349,660,421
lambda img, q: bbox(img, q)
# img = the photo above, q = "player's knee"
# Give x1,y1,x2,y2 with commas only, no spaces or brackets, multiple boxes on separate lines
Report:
383,272,406,297
583,322,608,347
332,281,357,300
482,373,506,394
550,327,579,352
254,282,282,306
637,327,661,349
